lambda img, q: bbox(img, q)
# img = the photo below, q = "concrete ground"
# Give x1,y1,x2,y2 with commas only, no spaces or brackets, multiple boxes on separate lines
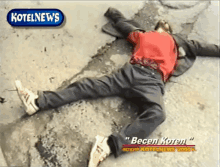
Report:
0,0,219,167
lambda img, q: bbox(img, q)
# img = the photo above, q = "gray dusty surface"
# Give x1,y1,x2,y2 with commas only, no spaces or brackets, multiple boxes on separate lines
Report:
0,0,219,167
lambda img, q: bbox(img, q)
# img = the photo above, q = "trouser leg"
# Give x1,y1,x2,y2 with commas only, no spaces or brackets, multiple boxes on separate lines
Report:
36,63,133,111
108,96,166,157
108,65,166,157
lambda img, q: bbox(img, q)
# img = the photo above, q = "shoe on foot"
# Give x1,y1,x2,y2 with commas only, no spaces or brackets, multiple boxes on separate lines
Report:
15,80,39,115
88,135,111,167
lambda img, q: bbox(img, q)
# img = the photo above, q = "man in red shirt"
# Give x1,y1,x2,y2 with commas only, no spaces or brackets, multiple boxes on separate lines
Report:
15,20,174,166
14,7,219,167
127,25,178,82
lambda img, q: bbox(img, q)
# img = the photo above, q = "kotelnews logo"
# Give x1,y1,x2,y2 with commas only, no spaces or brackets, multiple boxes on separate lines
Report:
7,9,64,26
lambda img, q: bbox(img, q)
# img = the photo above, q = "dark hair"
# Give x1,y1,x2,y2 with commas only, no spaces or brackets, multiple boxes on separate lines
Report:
154,20,173,34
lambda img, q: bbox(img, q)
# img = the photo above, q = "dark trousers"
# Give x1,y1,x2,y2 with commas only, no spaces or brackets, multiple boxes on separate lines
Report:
37,63,166,157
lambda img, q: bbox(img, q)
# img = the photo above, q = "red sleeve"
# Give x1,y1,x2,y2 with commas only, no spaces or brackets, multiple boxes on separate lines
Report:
127,31,140,45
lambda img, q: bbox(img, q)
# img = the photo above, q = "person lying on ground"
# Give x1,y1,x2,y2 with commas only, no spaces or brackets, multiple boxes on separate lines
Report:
15,7,219,167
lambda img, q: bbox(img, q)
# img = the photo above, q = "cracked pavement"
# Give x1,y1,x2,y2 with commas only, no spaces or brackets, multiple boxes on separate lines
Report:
0,0,219,167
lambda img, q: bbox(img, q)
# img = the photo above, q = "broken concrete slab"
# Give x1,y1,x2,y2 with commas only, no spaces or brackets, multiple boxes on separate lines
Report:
0,1,144,125
0,1,144,166
0,0,219,167
0,35,138,167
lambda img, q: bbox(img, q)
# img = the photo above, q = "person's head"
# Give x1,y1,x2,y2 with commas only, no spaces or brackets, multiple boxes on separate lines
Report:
154,20,173,34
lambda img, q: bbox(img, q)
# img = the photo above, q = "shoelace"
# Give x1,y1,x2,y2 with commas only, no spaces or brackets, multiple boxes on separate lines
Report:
96,145,103,154
20,89,31,103
96,145,107,162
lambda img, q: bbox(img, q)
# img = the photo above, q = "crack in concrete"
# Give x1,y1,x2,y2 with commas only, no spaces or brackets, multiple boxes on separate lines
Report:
158,0,202,10
182,1,211,37
27,148,31,167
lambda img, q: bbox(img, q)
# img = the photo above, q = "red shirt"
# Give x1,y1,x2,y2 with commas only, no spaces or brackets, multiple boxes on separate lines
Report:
127,31,178,81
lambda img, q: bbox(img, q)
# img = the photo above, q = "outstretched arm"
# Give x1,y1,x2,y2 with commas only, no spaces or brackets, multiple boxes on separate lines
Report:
104,7,144,39
190,40,220,57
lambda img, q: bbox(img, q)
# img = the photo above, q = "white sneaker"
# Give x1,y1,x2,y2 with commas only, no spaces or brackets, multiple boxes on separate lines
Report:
88,135,111,167
15,80,39,115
